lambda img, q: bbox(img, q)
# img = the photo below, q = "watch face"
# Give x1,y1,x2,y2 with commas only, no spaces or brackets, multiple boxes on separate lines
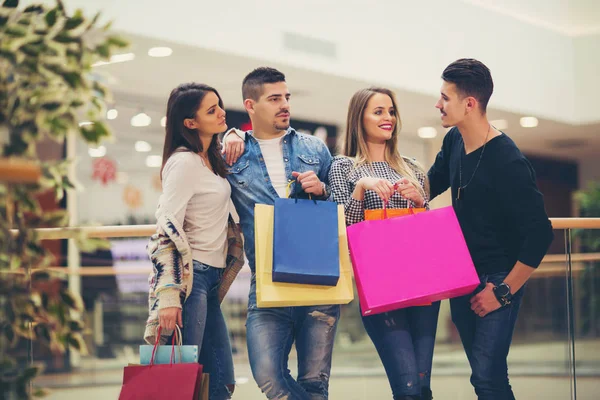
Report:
496,284,510,297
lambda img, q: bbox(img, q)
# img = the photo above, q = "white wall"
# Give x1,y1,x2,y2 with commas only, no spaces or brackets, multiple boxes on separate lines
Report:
574,34,600,124
46,0,591,124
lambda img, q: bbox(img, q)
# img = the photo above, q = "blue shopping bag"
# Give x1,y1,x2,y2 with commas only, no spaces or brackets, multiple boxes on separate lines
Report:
272,182,340,286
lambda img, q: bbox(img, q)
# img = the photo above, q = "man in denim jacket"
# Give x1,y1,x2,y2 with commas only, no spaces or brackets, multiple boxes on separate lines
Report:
223,67,339,399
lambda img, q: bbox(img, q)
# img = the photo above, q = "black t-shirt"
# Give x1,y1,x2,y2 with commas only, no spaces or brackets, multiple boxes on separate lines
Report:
428,127,554,275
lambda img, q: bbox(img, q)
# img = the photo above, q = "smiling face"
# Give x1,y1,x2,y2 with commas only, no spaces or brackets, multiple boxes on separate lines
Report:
362,92,397,144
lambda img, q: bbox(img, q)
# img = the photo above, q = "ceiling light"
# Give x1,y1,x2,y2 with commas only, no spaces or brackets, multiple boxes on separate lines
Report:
520,117,538,128
107,109,118,120
88,146,106,158
160,116,167,127
135,140,152,152
417,127,437,139
92,52,136,67
490,119,508,130
148,47,173,57
79,121,94,127
146,155,162,168
131,112,151,127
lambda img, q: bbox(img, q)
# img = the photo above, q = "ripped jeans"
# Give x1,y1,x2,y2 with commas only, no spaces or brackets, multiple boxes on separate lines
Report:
361,302,441,399
246,304,340,399
182,260,235,400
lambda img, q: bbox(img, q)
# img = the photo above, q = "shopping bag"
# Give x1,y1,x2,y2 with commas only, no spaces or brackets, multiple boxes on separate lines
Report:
347,205,479,316
255,203,354,307
272,182,339,286
119,327,203,400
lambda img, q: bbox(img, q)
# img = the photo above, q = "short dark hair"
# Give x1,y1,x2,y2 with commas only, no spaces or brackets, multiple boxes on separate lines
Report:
442,58,493,112
242,67,286,101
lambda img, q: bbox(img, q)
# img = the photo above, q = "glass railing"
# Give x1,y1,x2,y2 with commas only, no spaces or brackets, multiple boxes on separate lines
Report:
12,219,600,399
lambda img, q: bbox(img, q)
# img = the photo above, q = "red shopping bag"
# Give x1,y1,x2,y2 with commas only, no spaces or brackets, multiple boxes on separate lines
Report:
119,327,203,400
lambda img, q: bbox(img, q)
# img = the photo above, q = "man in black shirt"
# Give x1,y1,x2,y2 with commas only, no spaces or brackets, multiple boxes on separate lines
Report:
428,58,554,400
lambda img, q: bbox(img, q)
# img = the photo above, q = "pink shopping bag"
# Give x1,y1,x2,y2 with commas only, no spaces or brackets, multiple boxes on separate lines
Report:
347,205,479,316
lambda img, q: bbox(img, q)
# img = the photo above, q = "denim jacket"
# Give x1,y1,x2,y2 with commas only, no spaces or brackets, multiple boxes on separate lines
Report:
226,127,333,308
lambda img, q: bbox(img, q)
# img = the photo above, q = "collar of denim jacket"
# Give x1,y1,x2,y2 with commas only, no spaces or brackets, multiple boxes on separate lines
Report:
246,126,296,141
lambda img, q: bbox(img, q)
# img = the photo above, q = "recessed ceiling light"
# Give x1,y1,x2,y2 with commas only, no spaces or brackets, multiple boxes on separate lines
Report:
88,146,106,158
146,155,162,168
160,116,167,127
490,119,508,130
520,117,538,128
92,52,135,67
148,47,173,57
135,140,152,152
79,121,94,127
417,127,437,139
131,112,151,127
107,109,118,120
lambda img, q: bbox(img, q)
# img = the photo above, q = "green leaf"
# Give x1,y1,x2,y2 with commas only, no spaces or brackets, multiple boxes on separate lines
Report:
33,388,50,398
64,16,84,31
61,176,75,190
62,71,82,89
67,333,88,355
5,25,27,37
2,0,19,9
34,324,52,343
54,32,79,44
68,320,84,332
23,5,44,13
20,365,41,382
96,43,110,58
45,8,58,27
107,35,129,48
59,290,81,311
41,101,62,111
0,48,17,64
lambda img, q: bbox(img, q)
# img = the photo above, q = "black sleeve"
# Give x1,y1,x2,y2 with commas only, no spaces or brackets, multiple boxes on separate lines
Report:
428,130,453,200
501,157,554,268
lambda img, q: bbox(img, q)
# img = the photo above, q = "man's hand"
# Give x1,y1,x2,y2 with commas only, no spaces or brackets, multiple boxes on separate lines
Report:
221,130,245,166
292,171,324,196
470,283,501,318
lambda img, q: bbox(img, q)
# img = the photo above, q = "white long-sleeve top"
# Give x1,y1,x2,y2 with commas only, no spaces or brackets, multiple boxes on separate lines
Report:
155,150,230,268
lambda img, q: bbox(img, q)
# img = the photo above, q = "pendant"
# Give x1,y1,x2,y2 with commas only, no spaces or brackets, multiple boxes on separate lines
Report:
457,187,461,200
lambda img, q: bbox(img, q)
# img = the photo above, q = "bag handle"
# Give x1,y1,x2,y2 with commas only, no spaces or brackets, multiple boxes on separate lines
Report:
150,325,183,366
286,179,316,203
380,183,415,220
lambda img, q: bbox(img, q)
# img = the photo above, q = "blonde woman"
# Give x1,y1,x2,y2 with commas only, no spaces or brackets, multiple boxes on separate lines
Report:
329,88,440,400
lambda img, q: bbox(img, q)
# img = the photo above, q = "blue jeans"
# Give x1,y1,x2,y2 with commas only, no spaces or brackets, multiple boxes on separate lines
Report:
450,271,524,400
362,302,441,398
246,304,340,399
182,260,235,400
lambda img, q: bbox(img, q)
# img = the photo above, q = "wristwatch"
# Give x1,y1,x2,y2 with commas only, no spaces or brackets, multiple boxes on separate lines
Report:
493,282,513,306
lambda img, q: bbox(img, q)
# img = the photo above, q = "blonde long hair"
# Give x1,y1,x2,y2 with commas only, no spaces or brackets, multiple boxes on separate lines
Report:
342,87,429,198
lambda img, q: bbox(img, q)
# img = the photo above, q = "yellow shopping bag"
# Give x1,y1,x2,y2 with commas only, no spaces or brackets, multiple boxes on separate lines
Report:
255,204,354,307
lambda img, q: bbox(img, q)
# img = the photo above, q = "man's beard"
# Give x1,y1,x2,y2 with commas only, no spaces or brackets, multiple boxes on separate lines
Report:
274,122,290,131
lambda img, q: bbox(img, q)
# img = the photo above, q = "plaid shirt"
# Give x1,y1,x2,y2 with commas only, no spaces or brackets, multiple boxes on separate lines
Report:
328,156,429,226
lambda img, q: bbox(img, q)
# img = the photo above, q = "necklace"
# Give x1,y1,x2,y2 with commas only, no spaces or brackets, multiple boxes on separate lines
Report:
457,124,491,201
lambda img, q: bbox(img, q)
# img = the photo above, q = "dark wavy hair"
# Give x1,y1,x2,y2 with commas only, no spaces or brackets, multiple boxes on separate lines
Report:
161,82,227,178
